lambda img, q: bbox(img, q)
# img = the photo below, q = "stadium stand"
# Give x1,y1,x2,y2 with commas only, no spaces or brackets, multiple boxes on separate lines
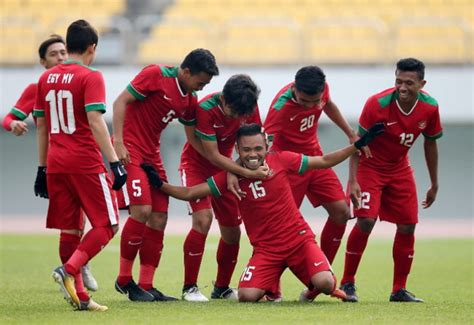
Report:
0,0,472,65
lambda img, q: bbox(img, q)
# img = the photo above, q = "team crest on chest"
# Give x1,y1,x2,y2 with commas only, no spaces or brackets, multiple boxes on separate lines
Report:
418,120,427,129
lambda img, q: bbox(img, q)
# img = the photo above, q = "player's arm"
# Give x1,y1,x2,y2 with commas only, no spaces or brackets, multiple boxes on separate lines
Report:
3,113,28,135
161,182,212,202
323,100,357,143
348,152,361,208
422,138,439,209
201,139,268,179
36,117,48,166
112,89,136,164
184,125,206,156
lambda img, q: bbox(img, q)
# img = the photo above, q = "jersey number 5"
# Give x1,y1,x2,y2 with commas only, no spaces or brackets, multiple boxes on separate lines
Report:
162,110,176,124
46,89,75,134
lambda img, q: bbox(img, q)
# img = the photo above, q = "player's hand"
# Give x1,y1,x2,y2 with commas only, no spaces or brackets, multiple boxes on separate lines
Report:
422,185,438,209
349,181,361,209
246,162,270,179
10,120,28,136
350,133,373,158
227,172,246,200
34,166,48,198
110,161,127,190
114,141,131,165
354,122,385,150
141,163,163,189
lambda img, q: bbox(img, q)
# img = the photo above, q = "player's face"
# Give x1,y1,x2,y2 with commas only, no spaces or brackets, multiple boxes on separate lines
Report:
395,70,426,104
182,69,213,93
236,134,267,170
41,42,67,69
292,87,323,108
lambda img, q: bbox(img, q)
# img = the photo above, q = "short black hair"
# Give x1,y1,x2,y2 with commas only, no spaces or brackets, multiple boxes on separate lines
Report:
38,34,65,60
66,19,98,54
237,123,266,142
223,74,260,117
294,66,326,95
396,58,425,80
181,48,219,76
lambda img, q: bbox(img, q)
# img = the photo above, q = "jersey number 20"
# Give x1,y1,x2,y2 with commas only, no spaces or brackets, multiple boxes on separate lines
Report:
46,89,75,134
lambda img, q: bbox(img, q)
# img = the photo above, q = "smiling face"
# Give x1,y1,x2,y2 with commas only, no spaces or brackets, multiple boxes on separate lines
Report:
395,70,426,105
236,133,268,170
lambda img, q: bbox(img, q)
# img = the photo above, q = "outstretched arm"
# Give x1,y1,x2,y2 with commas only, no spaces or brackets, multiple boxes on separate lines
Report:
324,100,357,142
422,138,439,208
161,182,212,201
307,144,357,170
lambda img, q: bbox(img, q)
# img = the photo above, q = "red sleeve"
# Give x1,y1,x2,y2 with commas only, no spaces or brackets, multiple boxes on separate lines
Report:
321,82,331,108
195,106,217,141
2,113,17,131
207,171,228,197
263,106,282,140
358,96,378,133
128,65,162,100
33,75,45,118
179,96,198,126
248,105,262,125
274,151,306,174
84,71,106,112
423,107,443,140
11,83,36,119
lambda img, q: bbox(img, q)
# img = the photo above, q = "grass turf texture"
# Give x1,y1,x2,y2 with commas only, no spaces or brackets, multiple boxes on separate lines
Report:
0,234,472,324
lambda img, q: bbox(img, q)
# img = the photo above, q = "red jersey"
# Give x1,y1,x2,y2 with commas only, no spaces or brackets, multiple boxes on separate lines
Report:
264,82,331,156
180,92,262,176
208,151,315,253
3,83,37,131
33,61,107,174
359,87,443,171
123,64,198,156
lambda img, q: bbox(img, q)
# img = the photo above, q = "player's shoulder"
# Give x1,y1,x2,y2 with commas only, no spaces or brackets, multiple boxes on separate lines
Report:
417,90,439,108
153,64,179,78
271,82,294,110
367,87,397,109
23,83,37,94
199,92,221,111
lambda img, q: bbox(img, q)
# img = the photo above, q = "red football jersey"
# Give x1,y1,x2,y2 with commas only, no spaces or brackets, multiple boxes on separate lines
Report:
33,61,107,174
180,92,262,176
208,151,315,253
123,64,198,155
358,88,443,171
264,82,331,156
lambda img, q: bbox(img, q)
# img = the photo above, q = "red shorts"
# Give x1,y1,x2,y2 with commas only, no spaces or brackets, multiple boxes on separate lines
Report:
47,173,119,230
352,165,418,224
238,239,331,291
180,167,241,227
116,152,169,213
289,168,346,208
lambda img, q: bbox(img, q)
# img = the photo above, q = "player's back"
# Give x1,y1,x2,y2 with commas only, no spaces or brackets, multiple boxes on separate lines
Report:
35,61,106,174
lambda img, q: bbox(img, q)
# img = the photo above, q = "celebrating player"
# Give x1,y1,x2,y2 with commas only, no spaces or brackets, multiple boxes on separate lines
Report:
339,58,443,303
113,48,219,302
264,66,357,267
144,123,383,302
34,20,127,311
178,74,266,301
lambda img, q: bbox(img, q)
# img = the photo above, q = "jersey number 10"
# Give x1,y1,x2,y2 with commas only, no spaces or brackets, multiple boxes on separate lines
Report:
46,89,76,134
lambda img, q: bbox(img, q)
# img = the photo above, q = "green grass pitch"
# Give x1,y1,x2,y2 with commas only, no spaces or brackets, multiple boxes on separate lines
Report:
0,234,472,324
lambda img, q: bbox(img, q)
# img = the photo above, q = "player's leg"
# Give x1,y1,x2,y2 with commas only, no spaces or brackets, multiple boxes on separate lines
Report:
380,168,422,302
305,169,349,264
238,251,283,302
138,208,177,301
115,162,155,301
211,192,242,300
182,208,212,302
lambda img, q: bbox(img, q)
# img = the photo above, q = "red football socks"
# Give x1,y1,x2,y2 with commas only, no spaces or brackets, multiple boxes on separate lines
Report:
392,231,415,293
215,239,239,288
320,218,346,264
59,232,81,264
138,227,164,290
183,229,207,286
117,217,146,285
341,223,370,285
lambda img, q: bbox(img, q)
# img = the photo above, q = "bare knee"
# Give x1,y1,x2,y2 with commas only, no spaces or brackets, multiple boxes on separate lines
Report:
238,288,265,302
220,226,241,245
397,224,416,234
192,210,213,234
325,200,350,225
357,217,376,233
147,212,168,231
130,205,152,223
311,271,335,295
